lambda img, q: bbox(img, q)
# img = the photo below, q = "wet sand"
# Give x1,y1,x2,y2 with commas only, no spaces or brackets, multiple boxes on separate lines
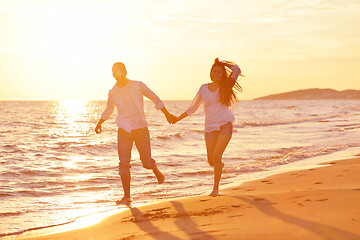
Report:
18,157,360,240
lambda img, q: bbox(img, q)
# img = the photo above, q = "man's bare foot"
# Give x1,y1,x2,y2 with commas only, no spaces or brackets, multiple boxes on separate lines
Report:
209,189,219,197
116,196,132,205
153,166,164,184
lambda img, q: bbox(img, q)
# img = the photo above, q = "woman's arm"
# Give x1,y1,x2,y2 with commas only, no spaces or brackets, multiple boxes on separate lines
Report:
221,60,241,81
184,87,202,117
176,112,189,122
176,86,202,123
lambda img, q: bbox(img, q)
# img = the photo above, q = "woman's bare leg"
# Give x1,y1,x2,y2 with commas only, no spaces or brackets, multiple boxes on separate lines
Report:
205,137,217,167
209,134,232,196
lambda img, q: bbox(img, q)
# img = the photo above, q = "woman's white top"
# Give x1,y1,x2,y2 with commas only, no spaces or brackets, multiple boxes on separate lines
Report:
185,84,235,133
101,80,164,132
185,64,240,133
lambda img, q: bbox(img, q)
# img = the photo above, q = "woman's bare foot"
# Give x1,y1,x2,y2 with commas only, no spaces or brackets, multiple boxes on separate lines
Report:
153,166,164,184
209,189,219,197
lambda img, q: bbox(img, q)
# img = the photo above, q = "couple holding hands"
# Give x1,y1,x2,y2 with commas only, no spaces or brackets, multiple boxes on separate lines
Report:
95,58,243,205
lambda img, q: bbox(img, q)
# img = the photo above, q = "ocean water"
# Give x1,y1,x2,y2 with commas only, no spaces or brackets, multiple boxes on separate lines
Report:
1,100,360,237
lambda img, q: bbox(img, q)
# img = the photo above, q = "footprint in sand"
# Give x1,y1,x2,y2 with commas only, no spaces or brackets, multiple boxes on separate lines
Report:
291,195,305,199
231,205,242,208
261,180,273,184
150,207,170,212
315,199,328,202
293,173,306,176
200,223,211,227
253,197,265,201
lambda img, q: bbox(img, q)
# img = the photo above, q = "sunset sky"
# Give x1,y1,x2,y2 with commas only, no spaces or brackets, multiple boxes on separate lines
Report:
1,0,359,100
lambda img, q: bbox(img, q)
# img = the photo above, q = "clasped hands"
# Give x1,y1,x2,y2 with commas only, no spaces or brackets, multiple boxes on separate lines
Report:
165,113,178,124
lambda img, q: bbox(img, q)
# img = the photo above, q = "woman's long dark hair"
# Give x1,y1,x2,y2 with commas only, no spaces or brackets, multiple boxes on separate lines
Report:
210,58,243,106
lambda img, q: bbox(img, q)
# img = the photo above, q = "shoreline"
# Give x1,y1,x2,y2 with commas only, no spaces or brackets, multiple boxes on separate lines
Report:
11,156,360,240
2,149,354,238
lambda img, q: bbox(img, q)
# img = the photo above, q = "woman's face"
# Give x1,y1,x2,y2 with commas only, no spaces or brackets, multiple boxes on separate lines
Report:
211,65,224,83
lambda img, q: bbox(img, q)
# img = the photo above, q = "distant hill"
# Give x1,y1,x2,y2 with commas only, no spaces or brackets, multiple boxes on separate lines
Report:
254,88,360,100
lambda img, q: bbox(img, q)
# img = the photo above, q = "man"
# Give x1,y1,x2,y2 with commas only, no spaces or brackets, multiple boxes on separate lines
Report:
95,62,176,204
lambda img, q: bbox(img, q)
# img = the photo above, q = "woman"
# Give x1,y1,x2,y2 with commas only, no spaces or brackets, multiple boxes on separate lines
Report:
95,62,177,205
175,58,243,196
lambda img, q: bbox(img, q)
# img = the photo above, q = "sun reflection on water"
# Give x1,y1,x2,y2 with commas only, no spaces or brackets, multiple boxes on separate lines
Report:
60,156,86,170
50,100,91,138
57,100,89,122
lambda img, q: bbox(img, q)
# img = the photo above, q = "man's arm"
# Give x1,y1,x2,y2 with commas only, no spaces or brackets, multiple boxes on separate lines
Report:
95,118,105,134
161,107,177,124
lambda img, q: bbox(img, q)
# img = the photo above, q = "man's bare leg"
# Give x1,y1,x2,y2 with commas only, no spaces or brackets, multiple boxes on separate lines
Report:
117,172,132,205
153,165,164,184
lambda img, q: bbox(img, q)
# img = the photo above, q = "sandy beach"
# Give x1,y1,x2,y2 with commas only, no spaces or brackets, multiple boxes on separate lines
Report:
15,157,360,240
